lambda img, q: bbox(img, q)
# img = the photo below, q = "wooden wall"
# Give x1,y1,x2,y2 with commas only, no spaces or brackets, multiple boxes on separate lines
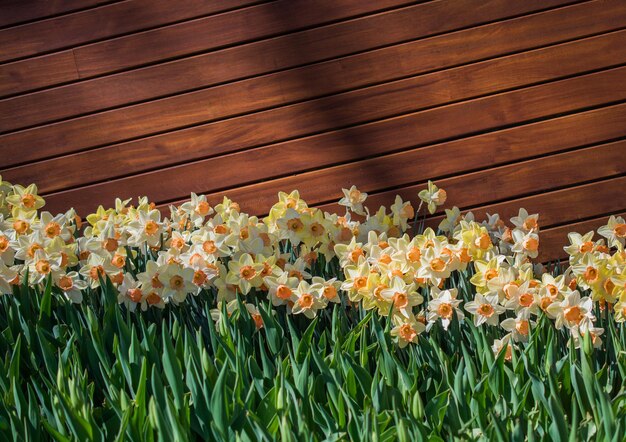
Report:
0,0,624,262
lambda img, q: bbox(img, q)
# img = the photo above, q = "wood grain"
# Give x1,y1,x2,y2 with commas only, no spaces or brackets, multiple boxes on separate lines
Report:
42,121,626,216
71,0,578,78
1,0,609,98
0,0,269,62
0,52,80,98
4,51,626,193
0,0,417,97
2,52,625,176
3,2,625,132
0,0,117,28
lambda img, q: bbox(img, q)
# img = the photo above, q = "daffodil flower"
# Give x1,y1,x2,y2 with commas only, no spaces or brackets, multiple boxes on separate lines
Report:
418,181,447,215
426,287,463,331
465,292,505,326
338,185,368,216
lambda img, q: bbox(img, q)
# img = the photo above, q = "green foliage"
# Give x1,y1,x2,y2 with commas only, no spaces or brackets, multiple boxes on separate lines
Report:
0,277,624,441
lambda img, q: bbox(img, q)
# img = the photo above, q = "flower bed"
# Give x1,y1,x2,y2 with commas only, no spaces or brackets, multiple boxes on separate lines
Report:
0,176,624,440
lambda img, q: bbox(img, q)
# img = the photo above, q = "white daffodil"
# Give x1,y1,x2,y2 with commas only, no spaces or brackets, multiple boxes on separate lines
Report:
338,185,368,216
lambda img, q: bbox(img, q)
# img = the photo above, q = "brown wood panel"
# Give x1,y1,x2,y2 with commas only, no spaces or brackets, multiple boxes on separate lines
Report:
0,0,417,97
6,30,626,185
0,0,118,28
72,0,430,77
0,0,608,102
0,0,268,62
0,52,80,98
2,49,625,175
3,1,625,132
76,0,584,80
309,142,626,216
144,142,625,220
539,211,626,262
421,177,626,231
40,110,626,218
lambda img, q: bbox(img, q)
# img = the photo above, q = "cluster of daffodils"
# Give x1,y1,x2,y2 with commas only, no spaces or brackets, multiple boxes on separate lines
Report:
0,174,623,354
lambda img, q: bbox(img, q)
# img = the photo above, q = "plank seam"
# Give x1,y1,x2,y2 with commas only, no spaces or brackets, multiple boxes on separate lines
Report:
33,123,626,202
4,19,623,135
340,172,626,226
143,129,626,210
17,63,626,189
0,0,125,31
540,208,626,232
0,0,420,66
0,0,590,97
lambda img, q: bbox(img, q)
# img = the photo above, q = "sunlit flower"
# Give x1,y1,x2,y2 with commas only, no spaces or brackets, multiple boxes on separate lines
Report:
340,261,371,302
500,309,532,342
510,208,539,233
29,249,63,284
511,228,540,259
5,183,45,213
418,181,447,214
546,290,594,329
226,253,264,295
426,287,463,330
390,195,414,231
457,221,493,260
55,271,87,303
438,206,462,234
597,215,626,248
264,271,299,307
338,185,368,216
380,276,422,315
158,263,195,304
390,312,426,347
291,280,327,319
564,231,596,264
311,276,342,303
465,292,505,326
127,209,163,248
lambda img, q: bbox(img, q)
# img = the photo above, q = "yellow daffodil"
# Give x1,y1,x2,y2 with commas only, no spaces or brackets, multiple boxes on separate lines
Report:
390,312,426,347
418,181,447,215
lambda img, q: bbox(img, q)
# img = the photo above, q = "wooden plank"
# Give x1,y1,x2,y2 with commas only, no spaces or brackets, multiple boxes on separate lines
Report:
1,0,608,99
538,211,626,262
2,41,625,171
72,0,579,79
280,142,626,215
0,52,79,98
139,143,625,221
0,0,270,62
71,0,426,76
3,0,625,131
6,35,626,194
421,176,626,230
0,0,419,98
314,142,625,216
39,108,626,214
0,0,117,28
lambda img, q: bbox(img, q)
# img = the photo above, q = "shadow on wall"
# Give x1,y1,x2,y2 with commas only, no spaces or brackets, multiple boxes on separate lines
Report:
270,2,397,204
